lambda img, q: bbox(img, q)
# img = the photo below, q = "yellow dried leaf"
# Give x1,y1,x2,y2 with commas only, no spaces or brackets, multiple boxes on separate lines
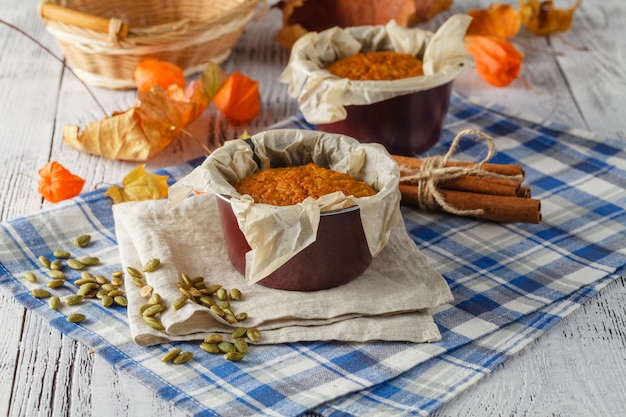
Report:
104,165,169,204
519,0,581,36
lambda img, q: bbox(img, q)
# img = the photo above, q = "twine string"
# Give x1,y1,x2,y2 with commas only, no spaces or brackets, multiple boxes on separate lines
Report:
401,129,524,216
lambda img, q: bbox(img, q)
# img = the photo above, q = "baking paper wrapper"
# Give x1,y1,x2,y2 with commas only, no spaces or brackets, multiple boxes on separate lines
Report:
167,129,402,285
279,14,473,124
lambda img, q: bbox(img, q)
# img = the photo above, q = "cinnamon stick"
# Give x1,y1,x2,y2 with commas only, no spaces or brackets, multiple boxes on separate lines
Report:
398,184,542,224
393,154,525,177
399,170,523,197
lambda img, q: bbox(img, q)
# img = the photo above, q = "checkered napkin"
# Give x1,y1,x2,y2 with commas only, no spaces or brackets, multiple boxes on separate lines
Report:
1,94,626,417
112,192,452,346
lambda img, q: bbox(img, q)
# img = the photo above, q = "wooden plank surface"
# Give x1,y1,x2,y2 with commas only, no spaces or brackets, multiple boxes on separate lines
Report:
0,0,624,416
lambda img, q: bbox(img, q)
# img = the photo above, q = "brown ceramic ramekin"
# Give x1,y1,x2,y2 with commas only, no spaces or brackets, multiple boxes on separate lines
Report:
215,194,372,291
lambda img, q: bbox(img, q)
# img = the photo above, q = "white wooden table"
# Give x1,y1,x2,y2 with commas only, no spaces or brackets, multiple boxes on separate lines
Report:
1,0,625,416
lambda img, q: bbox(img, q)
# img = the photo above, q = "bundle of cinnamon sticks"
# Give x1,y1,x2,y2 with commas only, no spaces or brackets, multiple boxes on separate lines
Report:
393,154,542,224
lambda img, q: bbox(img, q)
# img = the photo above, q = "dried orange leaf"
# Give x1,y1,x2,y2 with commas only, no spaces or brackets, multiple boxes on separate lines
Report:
104,165,169,204
63,62,228,161
37,161,85,203
466,4,521,39
213,72,261,123
465,35,524,87
519,0,581,36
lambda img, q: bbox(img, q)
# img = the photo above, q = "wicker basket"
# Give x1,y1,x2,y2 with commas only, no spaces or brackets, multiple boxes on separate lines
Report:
38,0,263,89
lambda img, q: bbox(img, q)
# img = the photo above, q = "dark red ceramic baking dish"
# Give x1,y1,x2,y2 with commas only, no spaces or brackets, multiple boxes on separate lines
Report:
315,81,453,157
215,194,372,291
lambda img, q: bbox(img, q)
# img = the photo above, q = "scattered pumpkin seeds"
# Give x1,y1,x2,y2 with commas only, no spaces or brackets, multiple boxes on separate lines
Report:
173,351,193,364
48,296,61,310
150,293,162,304
246,327,261,343
234,338,248,353
111,276,124,287
143,316,165,331
217,341,236,353
101,296,114,307
216,287,228,301
77,282,99,296
224,351,244,362
107,289,125,297
50,259,63,270
47,279,65,289
80,256,100,266
231,327,247,339
47,269,65,280
142,258,160,272
126,266,143,279
53,250,71,259
113,296,128,307
111,270,124,278
235,312,248,322
38,255,51,268
161,348,182,363
67,258,85,270
67,313,86,323
173,295,189,310
73,234,91,247
65,294,85,305
95,275,109,285
199,342,220,354
24,272,37,283
204,333,223,344
30,289,51,298
142,303,166,317
229,288,242,301
139,285,153,298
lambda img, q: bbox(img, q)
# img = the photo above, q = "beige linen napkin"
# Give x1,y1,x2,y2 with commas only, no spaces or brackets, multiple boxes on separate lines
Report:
113,193,453,346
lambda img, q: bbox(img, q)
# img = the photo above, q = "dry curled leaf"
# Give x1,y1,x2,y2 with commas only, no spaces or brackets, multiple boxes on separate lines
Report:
274,0,453,47
519,0,581,35
104,165,169,204
63,62,228,161
37,161,85,203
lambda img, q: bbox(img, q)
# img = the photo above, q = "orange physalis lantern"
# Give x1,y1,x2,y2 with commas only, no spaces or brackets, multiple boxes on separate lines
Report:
464,35,524,87
213,71,261,123
134,59,187,94
37,162,86,203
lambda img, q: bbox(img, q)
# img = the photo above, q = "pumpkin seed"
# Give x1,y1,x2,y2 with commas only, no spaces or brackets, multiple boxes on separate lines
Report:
126,266,143,279
48,296,61,310
180,273,193,288
95,289,108,299
77,282,99,296
47,270,65,280
218,301,230,310
67,313,86,323
199,342,220,354
50,259,63,270
142,258,160,272
224,314,238,324
75,277,96,286
216,287,228,301
173,351,193,364
65,294,84,305
137,303,153,315
235,312,248,322
67,258,85,270
150,293,162,304
224,351,244,362
113,296,128,307
198,296,216,308
191,276,205,284
130,275,145,288
161,348,182,363
231,327,247,339
24,272,37,283
111,270,124,278
80,257,100,266
111,276,124,287
246,327,261,343
217,341,235,353
203,333,223,344
210,305,225,317
38,255,51,268
138,285,152,298
234,338,248,353
143,316,164,331
73,234,91,247
187,287,202,298
200,284,222,295
53,250,71,259
47,279,65,289
222,308,235,317
101,296,113,307
229,288,242,301
95,275,109,285
142,303,166,317
30,289,51,298
173,295,189,310
100,283,116,292
107,289,125,297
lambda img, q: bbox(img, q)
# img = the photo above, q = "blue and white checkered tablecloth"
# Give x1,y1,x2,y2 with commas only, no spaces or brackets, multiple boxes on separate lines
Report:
1,94,625,417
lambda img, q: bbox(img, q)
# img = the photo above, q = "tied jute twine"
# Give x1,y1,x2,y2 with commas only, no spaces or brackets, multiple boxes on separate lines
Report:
400,129,524,217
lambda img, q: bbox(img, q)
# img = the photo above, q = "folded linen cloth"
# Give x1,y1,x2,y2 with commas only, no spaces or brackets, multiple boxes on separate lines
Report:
113,192,453,346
